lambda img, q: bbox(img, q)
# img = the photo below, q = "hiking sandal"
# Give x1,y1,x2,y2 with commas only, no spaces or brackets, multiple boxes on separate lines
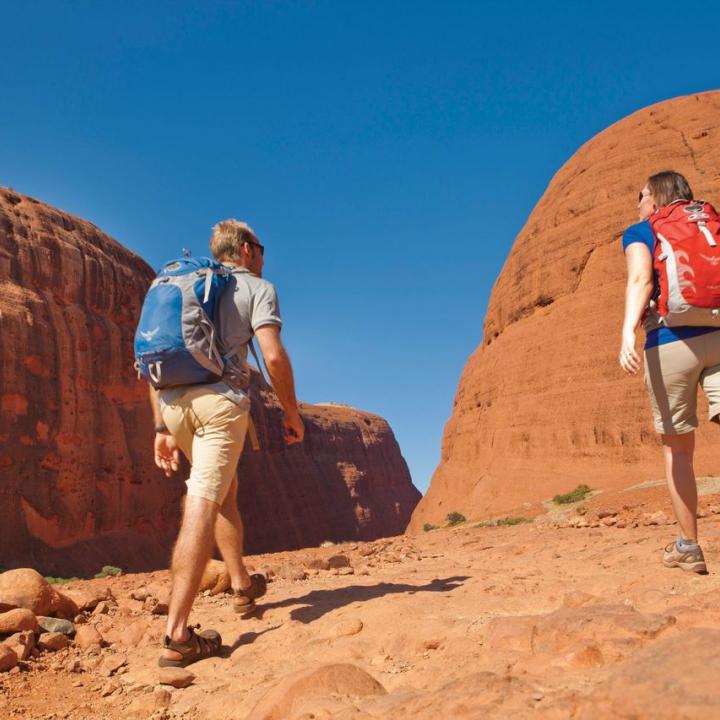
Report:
158,624,222,667
232,573,267,616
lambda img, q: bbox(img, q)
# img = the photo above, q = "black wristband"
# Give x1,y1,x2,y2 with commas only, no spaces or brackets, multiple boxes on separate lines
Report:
154,424,169,434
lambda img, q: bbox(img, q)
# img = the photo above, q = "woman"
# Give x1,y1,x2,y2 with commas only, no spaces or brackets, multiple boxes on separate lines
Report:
620,170,719,574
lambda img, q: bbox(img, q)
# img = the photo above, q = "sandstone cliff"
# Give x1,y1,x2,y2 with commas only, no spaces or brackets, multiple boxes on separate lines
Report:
0,187,419,574
410,91,720,530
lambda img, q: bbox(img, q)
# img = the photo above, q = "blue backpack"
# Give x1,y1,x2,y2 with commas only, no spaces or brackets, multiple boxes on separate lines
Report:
134,254,231,389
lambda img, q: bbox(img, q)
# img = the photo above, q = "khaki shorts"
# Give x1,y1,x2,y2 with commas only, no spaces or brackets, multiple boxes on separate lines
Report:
162,387,249,505
644,330,720,435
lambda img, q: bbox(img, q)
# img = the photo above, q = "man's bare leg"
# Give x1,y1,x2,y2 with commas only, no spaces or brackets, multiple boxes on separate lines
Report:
162,495,219,662
215,475,252,593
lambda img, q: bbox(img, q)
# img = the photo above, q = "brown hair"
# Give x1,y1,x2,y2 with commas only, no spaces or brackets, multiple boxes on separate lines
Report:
209,219,258,262
647,171,693,207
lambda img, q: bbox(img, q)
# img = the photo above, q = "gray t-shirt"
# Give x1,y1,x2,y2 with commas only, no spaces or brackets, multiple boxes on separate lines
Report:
158,267,282,411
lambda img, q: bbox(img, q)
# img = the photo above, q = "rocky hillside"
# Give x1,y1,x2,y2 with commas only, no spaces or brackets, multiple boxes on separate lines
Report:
0,186,419,575
410,90,720,530
1,479,719,718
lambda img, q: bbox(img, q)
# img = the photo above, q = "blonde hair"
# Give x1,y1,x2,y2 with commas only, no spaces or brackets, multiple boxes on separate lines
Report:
209,219,258,262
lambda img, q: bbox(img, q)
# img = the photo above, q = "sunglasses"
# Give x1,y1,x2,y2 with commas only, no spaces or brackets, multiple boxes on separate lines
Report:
244,240,265,256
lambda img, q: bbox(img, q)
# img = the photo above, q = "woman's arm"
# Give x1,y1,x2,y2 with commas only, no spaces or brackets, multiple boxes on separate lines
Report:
619,243,654,375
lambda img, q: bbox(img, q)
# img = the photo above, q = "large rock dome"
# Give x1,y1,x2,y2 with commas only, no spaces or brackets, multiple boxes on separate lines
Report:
410,91,720,530
0,186,419,574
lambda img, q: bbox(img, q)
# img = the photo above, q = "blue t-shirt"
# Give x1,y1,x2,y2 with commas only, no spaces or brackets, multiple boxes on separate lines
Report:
622,220,715,349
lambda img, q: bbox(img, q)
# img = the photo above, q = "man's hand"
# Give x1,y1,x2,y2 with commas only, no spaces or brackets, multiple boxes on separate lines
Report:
154,432,180,476
283,409,305,445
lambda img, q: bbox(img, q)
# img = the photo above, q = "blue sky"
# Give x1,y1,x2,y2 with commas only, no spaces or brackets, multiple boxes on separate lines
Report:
2,1,719,493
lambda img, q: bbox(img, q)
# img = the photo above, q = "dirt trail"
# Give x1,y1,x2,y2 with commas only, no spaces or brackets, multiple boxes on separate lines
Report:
2,484,720,719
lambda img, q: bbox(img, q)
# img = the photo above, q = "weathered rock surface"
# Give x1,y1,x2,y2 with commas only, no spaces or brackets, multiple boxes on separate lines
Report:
410,91,720,528
2,499,720,717
0,186,419,574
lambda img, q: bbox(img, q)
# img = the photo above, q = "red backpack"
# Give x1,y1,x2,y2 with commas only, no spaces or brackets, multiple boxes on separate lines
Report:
650,200,720,327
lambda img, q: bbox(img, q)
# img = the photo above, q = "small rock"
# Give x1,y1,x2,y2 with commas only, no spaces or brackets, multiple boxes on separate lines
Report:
74,614,87,625
320,541,336,548
0,608,39,634
99,653,128,677
358,545,377,557
93,600,114,616
332,618,364,638
131,589,150,602
62,587,114,612
327,554,351,569
600,516,618,526
5,630,35,661
154,687,172,709
597,511,617,520
100,679,122,697
304,558,330,571
151,602,169,616
288,569,308,582
38,616,75,636
158,666,195,688
75,624,104,650
337,567,354,576
66,658,83,673
38,632,71,652
0,643,19,672
642,511,670,526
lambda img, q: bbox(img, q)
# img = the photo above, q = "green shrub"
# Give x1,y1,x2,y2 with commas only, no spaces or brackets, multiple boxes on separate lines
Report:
422,522,439,532
495,516,531,526
446,512,466,526
94,565,122,579
553,484,593,505
45,576,79,585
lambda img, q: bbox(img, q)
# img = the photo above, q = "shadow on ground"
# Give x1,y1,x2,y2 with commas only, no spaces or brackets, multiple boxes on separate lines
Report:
258,576,470,623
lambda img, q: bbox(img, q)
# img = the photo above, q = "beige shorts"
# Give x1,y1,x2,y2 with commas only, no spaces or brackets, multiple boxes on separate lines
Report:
644,330,720,435
161,387,249,505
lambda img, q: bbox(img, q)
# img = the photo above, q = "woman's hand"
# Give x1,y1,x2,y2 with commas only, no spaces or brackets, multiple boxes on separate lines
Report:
619,328,641,375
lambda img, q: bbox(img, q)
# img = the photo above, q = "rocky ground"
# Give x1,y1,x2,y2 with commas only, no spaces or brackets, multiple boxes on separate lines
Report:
2,479,720,720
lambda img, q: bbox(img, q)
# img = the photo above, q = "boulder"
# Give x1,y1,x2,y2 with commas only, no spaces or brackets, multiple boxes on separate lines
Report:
0,608,39,635
74,624,103,650
0,643,18,672
37,616,75,636
38,632,70,652
409,91,720,527
199,559,230,595
5,630,35,661
249,663,386,720
0,569,54,615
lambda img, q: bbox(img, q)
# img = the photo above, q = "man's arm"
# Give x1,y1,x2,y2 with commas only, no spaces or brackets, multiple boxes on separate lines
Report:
148,385,180,475
254,325,304,444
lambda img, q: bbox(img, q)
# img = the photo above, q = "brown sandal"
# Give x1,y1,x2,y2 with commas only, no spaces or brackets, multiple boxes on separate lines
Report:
232,573,267,616
158,625,222,667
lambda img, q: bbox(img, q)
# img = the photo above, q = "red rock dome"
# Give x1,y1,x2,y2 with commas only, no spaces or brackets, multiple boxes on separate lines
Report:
410,91,720,530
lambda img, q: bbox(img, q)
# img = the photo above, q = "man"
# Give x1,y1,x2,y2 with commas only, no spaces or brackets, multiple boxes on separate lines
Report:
149,219,305,667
